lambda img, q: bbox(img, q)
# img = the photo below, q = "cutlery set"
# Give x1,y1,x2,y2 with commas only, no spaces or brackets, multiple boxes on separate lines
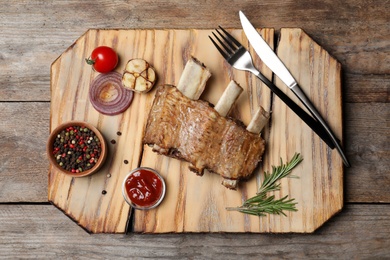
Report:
209,11,350,167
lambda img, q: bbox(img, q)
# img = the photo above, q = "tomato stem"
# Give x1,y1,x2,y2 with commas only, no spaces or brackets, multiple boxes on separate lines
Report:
85,57,96,65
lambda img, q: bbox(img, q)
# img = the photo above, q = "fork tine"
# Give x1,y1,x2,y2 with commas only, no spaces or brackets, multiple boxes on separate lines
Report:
218,26,241,48
208,35,229,60
212,32,234,56
215,28,236,52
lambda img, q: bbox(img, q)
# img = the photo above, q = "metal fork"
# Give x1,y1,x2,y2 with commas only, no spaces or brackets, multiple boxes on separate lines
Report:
209,26,335,150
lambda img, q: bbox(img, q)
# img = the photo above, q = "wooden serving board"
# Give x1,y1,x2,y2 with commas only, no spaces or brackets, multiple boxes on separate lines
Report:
49,28,344,233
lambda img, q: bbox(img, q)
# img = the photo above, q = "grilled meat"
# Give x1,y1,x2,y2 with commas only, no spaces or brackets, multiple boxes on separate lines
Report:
143,85,265,188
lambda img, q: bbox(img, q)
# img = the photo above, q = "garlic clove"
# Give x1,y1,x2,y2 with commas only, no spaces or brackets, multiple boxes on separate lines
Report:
122,72,136,90
122,59,157,93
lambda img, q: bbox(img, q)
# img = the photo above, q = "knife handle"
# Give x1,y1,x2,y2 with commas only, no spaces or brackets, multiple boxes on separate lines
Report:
291,84,350,167
252,70,336,150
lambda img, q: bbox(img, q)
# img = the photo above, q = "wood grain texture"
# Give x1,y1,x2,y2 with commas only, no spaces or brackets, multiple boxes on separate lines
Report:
0,102,49,202
0,0,389,256
49,28,345,233
0,1,388,102
345,102,390,203
48,28,274,233
1,102,387,204
134,28,274,233
260,28,344,232
134,28,345,233
343,74,390,103
48,29,149,233
0,204,389,259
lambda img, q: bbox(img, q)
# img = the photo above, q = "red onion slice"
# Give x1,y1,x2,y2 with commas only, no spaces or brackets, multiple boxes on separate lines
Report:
89,72,134,115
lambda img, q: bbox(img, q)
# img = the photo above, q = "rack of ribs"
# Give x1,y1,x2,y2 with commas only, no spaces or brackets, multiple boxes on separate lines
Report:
143,57,268,189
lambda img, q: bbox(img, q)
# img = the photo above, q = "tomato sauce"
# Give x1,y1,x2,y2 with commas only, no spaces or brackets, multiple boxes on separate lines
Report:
124,168,164,208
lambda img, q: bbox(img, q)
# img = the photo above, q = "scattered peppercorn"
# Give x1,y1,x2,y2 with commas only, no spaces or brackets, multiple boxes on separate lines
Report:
102,190,107,195
116,131,122,136
52,125,102,173
111,139,116,144
124,160,128,164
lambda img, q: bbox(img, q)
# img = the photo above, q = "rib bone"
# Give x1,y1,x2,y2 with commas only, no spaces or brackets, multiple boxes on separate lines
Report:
176,57,211,100
214,80,243,117
247,106,270,134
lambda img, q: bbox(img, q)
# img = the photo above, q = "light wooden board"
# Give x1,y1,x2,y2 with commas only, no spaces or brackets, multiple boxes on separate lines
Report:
49,28,343,233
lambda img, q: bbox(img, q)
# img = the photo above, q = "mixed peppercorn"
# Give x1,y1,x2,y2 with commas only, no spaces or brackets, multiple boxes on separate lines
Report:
52,126,102,173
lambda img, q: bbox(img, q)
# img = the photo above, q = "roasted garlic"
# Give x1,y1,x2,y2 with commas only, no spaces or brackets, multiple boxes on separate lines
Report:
122,59,157,93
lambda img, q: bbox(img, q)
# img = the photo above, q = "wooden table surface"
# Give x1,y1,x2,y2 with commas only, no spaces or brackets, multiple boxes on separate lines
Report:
1,0,389,258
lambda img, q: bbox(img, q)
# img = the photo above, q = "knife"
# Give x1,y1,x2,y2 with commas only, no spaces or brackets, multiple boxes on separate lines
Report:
239,10,350,167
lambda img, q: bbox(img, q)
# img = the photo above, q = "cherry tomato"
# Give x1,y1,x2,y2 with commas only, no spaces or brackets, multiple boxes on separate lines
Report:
86,46,118,73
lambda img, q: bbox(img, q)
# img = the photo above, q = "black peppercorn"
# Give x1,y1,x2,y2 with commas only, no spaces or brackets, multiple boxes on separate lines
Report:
52,125,102,173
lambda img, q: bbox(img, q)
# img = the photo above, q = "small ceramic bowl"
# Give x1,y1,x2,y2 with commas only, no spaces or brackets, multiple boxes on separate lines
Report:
46,121,107,177
122,167,166,210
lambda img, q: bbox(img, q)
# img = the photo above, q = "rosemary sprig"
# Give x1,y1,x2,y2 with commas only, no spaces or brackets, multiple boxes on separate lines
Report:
226,153,303,217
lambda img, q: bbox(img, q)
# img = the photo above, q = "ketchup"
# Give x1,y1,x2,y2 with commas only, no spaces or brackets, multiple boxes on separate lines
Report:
124,168,164,208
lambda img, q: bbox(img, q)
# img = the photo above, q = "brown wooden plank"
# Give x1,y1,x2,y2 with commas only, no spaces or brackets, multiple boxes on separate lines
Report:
345,102,390,203
0,204,389,258
135,28,274,233
134,28,346,233
263,28,344,232
48,29,148,233
49,27,346,233
0,1,388,101
0,0,387,255
343,74,390,103
47,28,275,233
0,102,49,202
0,101,387,204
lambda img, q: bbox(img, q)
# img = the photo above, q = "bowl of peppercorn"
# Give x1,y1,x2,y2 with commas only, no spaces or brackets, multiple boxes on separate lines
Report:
47,121,107,177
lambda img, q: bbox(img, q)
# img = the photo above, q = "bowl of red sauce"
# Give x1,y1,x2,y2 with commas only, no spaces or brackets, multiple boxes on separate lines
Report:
122,167,166,210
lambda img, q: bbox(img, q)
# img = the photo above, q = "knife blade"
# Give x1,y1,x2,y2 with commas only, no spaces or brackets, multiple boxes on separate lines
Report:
239,10,350,167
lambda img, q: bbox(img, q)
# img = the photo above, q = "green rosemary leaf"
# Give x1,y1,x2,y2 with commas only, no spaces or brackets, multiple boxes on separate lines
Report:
238,209,267,217
258,153,303,195
226,153,303,217
244,193,267,205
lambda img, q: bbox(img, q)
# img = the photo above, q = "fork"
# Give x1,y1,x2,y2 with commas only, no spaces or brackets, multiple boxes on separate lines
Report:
209,26,335,149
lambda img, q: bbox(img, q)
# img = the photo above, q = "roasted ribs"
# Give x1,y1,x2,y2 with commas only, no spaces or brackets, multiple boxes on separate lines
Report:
143,85,266,189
